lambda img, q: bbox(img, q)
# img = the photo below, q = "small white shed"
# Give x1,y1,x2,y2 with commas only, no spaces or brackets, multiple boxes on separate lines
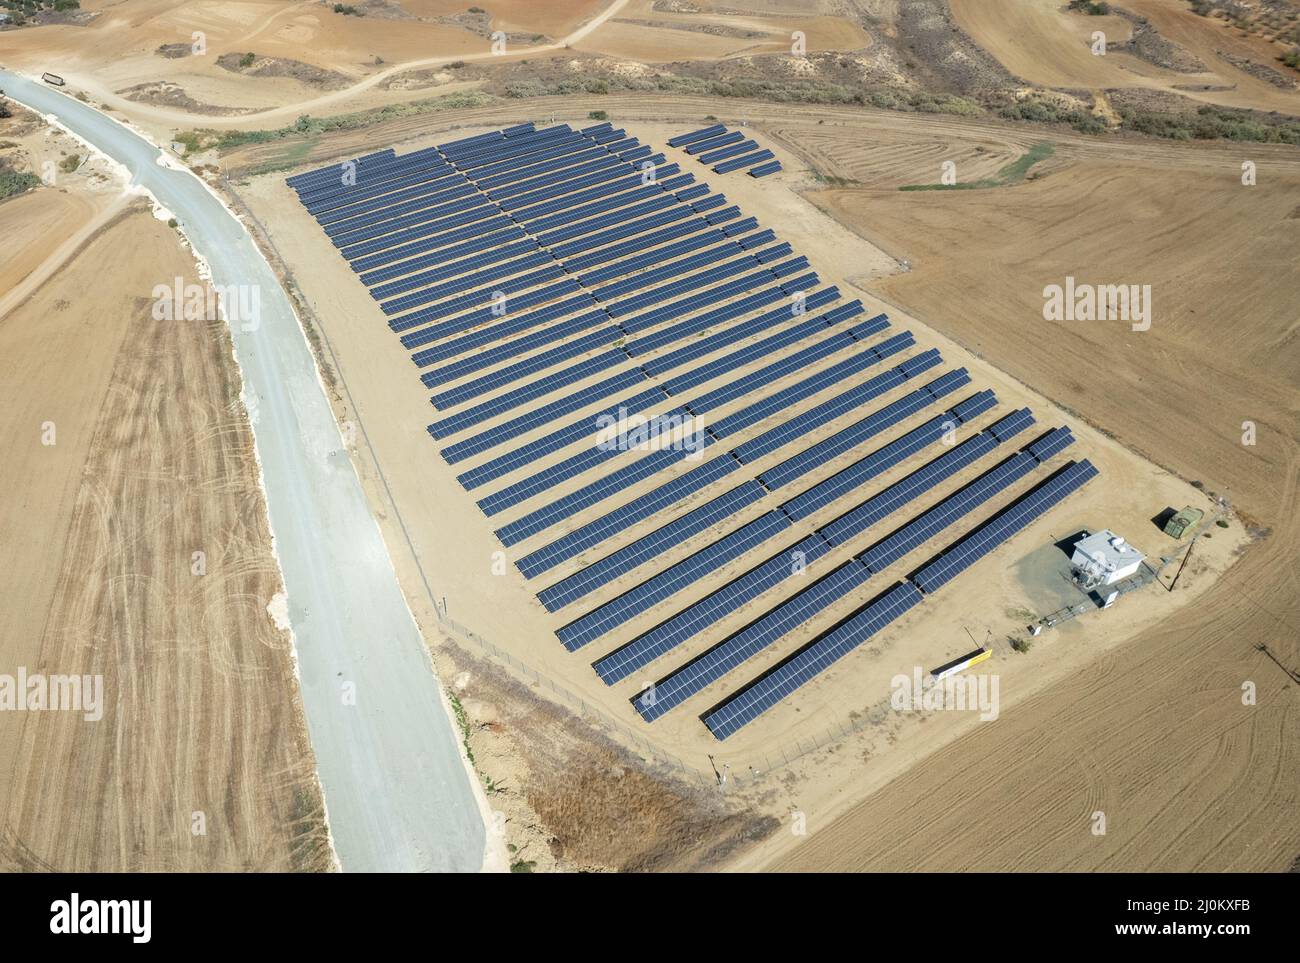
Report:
1071,530,1145,586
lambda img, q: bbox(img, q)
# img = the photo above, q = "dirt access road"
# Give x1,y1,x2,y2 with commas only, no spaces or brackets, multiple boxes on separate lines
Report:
48,0,629,132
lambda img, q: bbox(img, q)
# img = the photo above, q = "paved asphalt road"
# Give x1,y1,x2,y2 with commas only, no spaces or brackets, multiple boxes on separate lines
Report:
1,68,489,872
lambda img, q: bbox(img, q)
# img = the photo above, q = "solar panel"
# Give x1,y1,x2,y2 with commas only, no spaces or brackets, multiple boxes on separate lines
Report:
428,351,627,438
713,150,776,175
495,435,715,547
714,342,927,447
913,460,1100,593
748,161,783,178
428,326,622,408
703,582,924,739
781,413,969,524
435,368,650,447
537,482,767,610
594,532,834,685
515,454,741,578
634,559,873,722
454,387,666,485
398,273,579,345
557,510,792,651
667,124,726,148
813,408,1033,544
753,369,972,490
696,139,760,165
353,224,525,277
416,303,605,380
685,130,744,155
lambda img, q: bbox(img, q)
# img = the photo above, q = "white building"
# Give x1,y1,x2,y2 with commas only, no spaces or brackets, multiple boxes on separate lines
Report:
1071,530,1145,586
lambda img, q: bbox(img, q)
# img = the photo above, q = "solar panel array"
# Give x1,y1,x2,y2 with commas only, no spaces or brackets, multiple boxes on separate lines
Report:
667,124,784,178
287,122,1099,745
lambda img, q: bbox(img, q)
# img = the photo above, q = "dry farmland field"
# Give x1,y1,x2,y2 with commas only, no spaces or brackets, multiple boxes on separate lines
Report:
0,195,330,871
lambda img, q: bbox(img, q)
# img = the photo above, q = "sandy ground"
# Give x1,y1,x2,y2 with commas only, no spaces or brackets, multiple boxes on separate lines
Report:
228,95,1268,873
0,198,330,870
952,0,1300,114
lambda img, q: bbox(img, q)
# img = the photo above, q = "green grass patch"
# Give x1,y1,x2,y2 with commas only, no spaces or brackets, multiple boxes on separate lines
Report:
0,161,42,201
899,143,1054,191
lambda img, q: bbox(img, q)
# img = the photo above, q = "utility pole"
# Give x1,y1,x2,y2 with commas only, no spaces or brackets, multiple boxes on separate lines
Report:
1168,537,1196,592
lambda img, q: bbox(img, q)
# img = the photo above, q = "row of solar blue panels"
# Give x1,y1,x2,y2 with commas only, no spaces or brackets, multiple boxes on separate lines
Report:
451,294,861,487
511,344,936,585
582,373,979,683
558,510,793,652
523,311,883,604
715,150,776,175
697,140,758,165
287,147,392,188
421,270,808,434
702,581,924,739
592,528,837,686
800,401,1010,533
494,326,907,548
667,124,725,148
298,149,452,206
855,429,1075,576
749,161,783,178
913,460,1099,592
424,260,815,438
505,341,901,571
630,408,1031,722
476,306,877,516
686,130,743,155
644,424,1082,731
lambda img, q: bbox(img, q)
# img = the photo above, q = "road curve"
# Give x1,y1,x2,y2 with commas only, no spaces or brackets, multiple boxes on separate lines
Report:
0,68,490,873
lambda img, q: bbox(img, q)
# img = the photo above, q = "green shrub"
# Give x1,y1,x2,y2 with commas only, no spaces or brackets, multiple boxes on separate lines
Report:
588,109,608,120
0,160,41,200
239,52,255,68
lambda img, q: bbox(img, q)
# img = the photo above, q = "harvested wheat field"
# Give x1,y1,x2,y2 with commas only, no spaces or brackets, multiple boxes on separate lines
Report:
0,199,329,871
